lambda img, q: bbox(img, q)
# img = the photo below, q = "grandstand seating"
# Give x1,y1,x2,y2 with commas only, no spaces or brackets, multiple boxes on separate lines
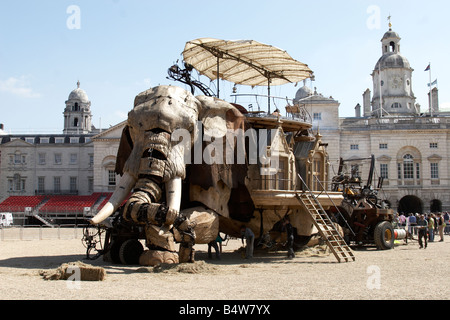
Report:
0,196,46,212
0,193,127,215
39,193,104,213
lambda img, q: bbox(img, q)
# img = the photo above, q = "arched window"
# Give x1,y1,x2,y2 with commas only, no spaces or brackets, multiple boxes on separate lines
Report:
390,41,396,52
397,149,422,186
403,154,414,179
73,117,79,127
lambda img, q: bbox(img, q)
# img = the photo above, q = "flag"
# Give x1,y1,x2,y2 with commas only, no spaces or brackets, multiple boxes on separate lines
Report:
428,79,438,87
425,64,430,71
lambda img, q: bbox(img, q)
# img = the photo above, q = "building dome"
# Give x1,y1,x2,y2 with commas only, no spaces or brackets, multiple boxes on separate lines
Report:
375,53,411,70
68,81,90,103
382,30,400,41
294,85,313,102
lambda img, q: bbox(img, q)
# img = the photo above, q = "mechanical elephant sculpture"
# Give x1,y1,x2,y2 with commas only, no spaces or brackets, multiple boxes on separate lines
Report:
90,85,255,265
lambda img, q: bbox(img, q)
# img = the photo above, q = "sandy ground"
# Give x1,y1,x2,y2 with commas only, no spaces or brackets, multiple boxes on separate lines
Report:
0,227,449,301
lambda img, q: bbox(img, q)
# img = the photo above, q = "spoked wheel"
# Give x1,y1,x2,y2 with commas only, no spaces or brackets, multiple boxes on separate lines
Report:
82,226,106,260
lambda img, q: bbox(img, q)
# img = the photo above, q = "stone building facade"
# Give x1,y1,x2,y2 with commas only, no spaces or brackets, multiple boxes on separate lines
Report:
296,26,449,214
0,82,101,201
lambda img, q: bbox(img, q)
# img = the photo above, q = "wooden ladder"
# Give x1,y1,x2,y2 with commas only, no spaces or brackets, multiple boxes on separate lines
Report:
296,193,355,263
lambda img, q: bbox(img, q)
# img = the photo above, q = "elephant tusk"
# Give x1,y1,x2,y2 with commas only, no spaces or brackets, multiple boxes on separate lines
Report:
159,177,182,235
90,172,137,225
166,177,182,213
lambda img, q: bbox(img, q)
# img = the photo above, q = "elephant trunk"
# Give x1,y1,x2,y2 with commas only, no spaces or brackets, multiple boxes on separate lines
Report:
90,172,137,225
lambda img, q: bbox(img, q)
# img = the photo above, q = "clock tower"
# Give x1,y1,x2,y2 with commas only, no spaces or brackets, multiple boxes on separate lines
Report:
371,22,417,117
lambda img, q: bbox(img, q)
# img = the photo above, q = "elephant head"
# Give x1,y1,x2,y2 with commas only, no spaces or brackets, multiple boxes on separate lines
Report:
91,85,200,226
90,85,251,263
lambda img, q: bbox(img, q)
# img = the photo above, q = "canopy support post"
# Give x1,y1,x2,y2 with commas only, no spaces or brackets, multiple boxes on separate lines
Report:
217,56,220,98
267,77,271,114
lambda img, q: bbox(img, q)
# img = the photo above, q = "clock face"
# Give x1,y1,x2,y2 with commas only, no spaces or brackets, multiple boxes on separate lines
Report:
390,76,403,89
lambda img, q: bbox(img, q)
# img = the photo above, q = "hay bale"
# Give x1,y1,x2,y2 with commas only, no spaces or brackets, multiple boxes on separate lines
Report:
39,261,106,281
151,261,219,274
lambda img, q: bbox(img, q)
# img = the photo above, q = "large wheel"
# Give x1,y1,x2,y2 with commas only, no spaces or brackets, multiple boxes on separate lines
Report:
103,240,123,264
374,221,394,250
119,239,144,265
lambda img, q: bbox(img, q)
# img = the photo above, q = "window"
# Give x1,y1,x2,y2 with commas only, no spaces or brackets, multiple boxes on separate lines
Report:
430,143,438,149
350,144,359,150
380,164,389,179
40,137,50,144
108,170,116,186
313,113,322,121
14,153,22,164
89,154,94,167
54,177,61,193
379,143,388,150
54,153,62,164
25,137,34,144
277,159,286,190
70,137,79,144
38,153,46,165
55,137,65,144
403,154,414,179
416,163,420,180
70,153,78,164
431,163,439,179
9,174,26,192
391,103,402,109
70,177,77,192
37,177,45,193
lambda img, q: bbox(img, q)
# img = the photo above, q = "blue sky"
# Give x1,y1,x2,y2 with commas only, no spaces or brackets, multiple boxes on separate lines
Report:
1,0,449,133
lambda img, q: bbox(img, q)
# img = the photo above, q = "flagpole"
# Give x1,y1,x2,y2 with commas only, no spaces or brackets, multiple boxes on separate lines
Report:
429,62,433,116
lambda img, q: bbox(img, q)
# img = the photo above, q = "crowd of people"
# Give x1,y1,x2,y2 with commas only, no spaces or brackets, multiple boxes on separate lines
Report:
397,211,448,249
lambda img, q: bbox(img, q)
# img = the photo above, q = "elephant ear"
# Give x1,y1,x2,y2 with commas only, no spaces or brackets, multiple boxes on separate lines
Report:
115,124,133,176
189,96,254,222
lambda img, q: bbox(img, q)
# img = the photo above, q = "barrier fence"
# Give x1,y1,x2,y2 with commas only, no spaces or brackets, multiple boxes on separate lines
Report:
0,225,89,241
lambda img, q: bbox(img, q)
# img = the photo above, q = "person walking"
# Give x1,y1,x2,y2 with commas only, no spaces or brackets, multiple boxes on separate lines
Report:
428,213,435,242
240,225,255,259
437,213,445,242
207,235,221,260
417,214,428,249
444,212,449,235
282,216,295,259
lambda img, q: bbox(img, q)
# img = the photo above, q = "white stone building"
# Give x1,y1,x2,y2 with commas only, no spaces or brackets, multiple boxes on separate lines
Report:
0,82,101,201
296,26,449,214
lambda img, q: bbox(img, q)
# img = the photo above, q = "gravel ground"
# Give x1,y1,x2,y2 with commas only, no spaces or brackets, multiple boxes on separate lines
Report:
0,227,449,302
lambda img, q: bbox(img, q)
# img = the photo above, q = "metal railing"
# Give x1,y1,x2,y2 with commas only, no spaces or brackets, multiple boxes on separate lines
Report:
0,224,89,241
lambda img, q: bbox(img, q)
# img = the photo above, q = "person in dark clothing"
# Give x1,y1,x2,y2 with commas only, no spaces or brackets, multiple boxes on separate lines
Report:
240,225,255,259
208,234,221,260
417,214,428,249
283,216,295,258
